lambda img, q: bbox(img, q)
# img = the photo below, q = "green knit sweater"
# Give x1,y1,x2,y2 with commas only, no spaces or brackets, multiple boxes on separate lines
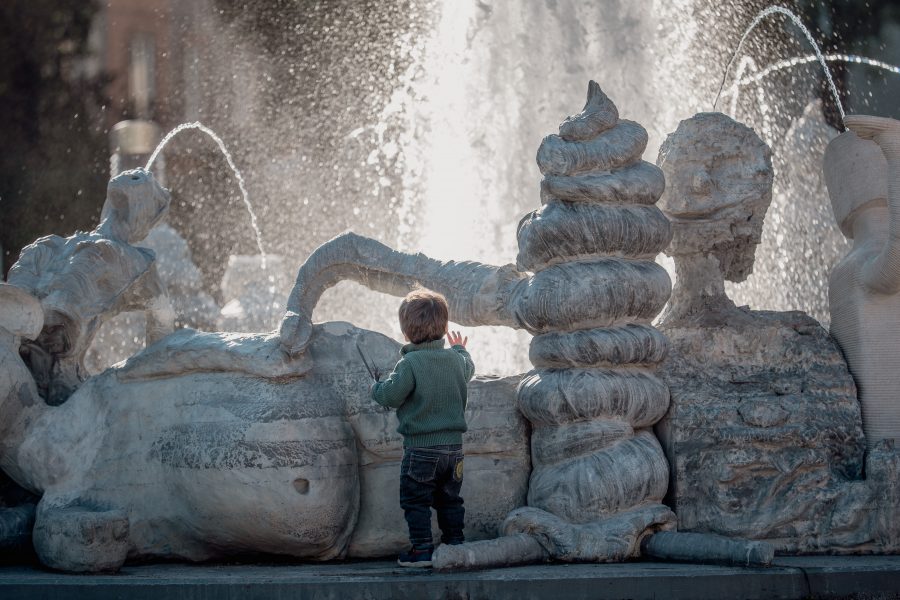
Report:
371,339,475,447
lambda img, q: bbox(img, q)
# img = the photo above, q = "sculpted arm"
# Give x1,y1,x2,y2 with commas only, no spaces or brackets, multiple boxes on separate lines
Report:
846,117,900,294
278,232,527,356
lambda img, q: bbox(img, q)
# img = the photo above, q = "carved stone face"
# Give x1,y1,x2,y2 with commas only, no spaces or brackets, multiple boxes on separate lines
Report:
657,112,773,283
101,169,171,244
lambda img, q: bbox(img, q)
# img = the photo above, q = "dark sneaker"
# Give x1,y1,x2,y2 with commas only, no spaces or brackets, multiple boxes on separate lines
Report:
397,546,433,568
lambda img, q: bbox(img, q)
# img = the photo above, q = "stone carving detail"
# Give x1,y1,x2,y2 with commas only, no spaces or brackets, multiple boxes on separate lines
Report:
825,116,900,448
500,81,676,561
656,112,900,553
7,169,175,404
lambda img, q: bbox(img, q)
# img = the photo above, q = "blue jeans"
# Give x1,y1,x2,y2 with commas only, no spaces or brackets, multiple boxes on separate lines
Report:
399,445,465,549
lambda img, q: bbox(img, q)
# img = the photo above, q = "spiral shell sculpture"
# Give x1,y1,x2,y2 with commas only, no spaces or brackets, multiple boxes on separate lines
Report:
494,81,676,562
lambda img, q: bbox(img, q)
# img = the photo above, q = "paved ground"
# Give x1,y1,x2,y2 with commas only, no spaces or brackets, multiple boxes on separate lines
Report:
1,555,899,599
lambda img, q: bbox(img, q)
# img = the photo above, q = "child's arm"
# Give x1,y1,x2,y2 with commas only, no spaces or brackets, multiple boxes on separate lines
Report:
371,358,415,409
447,331,475,381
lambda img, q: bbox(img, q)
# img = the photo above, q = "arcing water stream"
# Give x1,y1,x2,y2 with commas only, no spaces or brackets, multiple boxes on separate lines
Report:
713,6,847,127
146,122,267,266
721,53,900,115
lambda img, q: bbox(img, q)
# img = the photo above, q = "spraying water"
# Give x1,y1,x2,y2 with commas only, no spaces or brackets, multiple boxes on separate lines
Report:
146,122,267,265
721,53,900,112
713,6,846,127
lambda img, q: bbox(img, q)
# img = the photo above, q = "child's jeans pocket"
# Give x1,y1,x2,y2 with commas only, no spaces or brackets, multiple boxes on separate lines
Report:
451,455,464,483
407,453,439,483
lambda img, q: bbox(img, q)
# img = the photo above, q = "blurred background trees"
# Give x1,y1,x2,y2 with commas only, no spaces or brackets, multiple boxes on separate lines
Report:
0,0,108,275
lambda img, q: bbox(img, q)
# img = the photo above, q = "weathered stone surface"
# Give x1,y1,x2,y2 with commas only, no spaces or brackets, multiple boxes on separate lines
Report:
515,259,671,333
526,431,669,524
278,232,671,353
0,504,35,552
540,161,665,205
658,309,867,549
432,533,549,572
658,113,773,321
656,111,900,554
500,82,675,566
529,325,668,369
537,120,648,176
276,82,675,570
502,504,674,563
516,202,671,270
826,116,900,449
7,169,174,405
3,318,527,572
641,531,774,567
558,80,618,142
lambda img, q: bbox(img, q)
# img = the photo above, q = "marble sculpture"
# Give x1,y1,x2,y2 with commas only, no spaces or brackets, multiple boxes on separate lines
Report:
657,112,900,553
0,82,897,572
825,116,900,448
7,169,175,405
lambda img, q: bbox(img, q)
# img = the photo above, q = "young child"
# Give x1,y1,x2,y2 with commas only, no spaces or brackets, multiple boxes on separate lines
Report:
371,288,475,568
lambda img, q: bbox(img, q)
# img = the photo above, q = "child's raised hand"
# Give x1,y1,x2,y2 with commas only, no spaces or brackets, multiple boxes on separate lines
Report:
447,330,468,348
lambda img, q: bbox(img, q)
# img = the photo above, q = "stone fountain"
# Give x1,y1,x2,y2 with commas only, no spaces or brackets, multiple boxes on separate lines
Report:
1,79,900,573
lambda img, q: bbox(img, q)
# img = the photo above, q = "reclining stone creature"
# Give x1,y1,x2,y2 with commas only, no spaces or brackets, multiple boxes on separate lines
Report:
7,168,175,405
0,284,529,571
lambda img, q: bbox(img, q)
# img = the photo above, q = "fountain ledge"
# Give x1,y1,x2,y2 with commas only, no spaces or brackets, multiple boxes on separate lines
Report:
2,556,900,600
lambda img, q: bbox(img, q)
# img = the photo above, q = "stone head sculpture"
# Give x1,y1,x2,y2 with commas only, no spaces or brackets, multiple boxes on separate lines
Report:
657,112,773,283
99,168,171,244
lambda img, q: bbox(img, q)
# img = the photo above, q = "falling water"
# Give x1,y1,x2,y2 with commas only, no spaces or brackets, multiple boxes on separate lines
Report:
146,122,267,265
84,0,897,374
722,53,900,112
713,6,846,127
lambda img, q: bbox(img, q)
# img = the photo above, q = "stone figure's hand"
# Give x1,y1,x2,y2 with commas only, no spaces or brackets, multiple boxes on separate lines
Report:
447,331,468,348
